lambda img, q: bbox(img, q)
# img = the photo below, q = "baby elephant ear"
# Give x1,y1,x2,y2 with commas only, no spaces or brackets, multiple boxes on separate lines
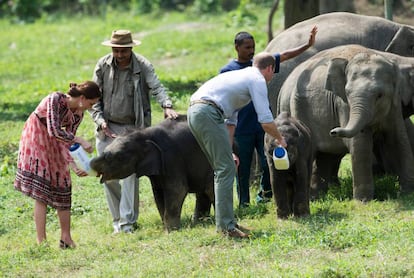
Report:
397,64,414,110
136,140,163,176
325,57,348,101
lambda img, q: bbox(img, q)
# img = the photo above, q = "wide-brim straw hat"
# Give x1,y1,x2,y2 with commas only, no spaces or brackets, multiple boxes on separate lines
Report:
102,30,141,47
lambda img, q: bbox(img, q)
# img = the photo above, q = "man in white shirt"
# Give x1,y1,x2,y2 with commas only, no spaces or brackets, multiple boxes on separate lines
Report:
187,52,287,239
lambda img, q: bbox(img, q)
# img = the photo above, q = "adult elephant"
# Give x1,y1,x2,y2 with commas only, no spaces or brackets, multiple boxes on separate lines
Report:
90,115,214,232
278,44,414,201
266,12,414,115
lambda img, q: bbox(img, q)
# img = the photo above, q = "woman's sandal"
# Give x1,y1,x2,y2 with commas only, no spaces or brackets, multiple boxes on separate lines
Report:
59,239,76,249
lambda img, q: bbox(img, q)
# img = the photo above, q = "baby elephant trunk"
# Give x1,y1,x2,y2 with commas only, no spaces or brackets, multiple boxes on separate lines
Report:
330,105,372,138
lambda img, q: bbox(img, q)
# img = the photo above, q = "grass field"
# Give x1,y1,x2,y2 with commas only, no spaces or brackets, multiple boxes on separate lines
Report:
1,4,414,277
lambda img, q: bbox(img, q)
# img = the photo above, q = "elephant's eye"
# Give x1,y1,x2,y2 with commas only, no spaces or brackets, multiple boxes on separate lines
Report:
104,152,112,160
376,92,383,100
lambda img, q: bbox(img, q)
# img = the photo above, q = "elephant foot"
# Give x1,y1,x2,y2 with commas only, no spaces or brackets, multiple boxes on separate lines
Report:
309,186,327,200
164,218,181,232
276,201,293,219
276,209,290,219
191,214,213,224
353,184,374,202
164,225,180,233
293,203,310,218
276,213,289,219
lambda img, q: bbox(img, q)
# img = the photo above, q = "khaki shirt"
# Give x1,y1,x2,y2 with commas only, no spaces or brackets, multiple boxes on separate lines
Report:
90,52,172,129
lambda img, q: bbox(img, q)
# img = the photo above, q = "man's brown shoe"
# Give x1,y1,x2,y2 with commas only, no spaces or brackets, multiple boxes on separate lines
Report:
223,227,249,239
235,224,252,234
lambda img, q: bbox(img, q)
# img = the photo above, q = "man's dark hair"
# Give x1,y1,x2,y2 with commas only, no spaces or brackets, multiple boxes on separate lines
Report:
234,32,254,46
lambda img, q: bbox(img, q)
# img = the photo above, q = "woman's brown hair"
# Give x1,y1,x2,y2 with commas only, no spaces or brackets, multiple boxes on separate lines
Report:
68,81,101,99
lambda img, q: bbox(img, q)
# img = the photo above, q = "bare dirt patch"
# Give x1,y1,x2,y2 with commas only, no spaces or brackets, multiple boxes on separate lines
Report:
354,0,414,25
136,22,210,39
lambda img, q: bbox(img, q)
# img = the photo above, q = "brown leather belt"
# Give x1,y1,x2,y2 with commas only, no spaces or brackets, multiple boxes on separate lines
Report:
190,99,224,115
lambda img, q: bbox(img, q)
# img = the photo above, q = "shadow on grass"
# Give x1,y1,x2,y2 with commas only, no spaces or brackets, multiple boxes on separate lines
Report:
175,214,215,230
330,174,414,211
102,173,413,238
0,101,37,121
394,193,414,211
235,202,269,219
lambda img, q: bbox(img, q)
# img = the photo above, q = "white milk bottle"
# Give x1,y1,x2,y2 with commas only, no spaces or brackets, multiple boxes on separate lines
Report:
272,146,290,170
69,143,96,176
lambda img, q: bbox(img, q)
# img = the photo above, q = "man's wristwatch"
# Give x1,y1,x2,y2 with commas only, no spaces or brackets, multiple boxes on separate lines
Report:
162,101,173,109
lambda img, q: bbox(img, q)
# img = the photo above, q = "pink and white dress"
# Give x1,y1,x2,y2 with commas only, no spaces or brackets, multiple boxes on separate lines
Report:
14,92,83,210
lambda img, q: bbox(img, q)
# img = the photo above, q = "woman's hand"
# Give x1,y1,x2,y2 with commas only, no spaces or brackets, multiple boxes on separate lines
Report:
81,140,93,153
74,137,94,153
69,161,88,177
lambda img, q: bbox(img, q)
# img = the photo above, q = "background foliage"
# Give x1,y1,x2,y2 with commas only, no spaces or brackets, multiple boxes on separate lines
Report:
3,0,414,24
1,0,275,22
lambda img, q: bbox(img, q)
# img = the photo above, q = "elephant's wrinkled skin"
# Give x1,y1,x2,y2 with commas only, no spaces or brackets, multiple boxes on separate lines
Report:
265,112,313,218
278,45,414,201
90,115,214,231
266,12,414,115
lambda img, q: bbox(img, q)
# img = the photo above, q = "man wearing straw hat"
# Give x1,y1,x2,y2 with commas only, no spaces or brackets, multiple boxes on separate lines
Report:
90,30,178,234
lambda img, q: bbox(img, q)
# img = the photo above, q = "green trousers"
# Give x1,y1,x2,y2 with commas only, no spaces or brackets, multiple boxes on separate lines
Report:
187,103,237,231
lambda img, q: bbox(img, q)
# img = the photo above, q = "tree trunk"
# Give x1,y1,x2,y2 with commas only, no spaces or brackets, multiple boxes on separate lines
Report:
284,0,319,29
268,0,355,42
267,0,280,43
385,0,393,20
319,0,355,14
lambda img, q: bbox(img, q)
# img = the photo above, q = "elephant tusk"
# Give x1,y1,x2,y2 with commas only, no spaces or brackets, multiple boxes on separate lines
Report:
97,173,105,183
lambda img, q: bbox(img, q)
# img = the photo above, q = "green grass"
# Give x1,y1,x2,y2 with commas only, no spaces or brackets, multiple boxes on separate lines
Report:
1,6,414,277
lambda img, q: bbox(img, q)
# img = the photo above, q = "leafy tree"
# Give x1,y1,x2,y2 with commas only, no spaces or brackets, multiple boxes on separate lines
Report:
8,0,42,23
193,0,221,13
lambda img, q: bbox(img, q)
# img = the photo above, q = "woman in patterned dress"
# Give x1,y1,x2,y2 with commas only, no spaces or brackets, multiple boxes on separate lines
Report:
14,81,101,248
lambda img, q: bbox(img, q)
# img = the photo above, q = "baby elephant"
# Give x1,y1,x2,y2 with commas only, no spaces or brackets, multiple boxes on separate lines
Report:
265,112,313,218
90,115,214,232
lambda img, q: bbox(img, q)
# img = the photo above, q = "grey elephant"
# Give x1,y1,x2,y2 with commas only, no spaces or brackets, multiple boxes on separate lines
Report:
90,115,214,231
265,12,414,114
367,51,414,175
264,112,313,218
278,44,414,201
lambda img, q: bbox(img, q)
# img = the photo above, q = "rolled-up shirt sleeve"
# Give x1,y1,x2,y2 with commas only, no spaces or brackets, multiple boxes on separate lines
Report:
249,80,274,124
225,112,238,126
90,60,106,127
142,60,172,108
